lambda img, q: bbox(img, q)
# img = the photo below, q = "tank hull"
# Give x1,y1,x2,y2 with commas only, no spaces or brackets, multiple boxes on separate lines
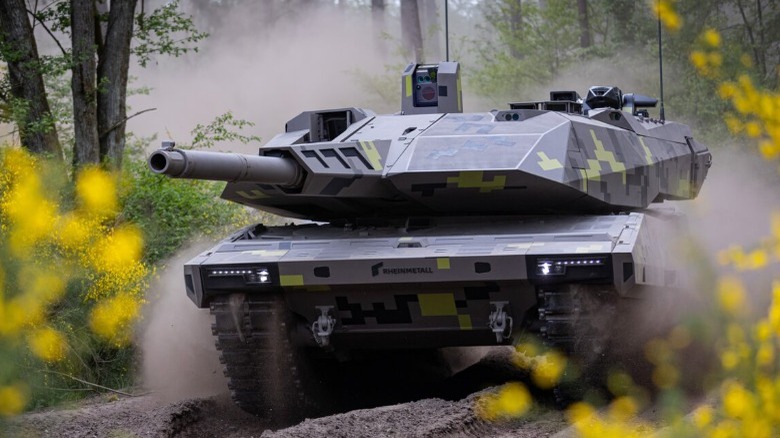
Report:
184,207,682,350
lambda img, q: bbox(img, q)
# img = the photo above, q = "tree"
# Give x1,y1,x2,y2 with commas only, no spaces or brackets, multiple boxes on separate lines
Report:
371,0,387,54
577,0,591,48
0,0,63,158
95,0,137,169
419,0,441,60
71,0,99,166
0,0,207,169
401,0,423,62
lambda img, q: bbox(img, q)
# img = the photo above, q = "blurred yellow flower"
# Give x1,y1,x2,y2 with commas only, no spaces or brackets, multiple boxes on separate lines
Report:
91,225,144,274
722,380,754,419
703,28,721,48
28,327,67,363
692,405,714,429
57,213,94,251
720,349,739,370
653,0,682,31
75,167,118,218
89,293,141,346
608,396,638,422
0,384,28,416
756,342,774,367
532,350,567,389
745,122,762,138
477,382,531,420
718,277,746,317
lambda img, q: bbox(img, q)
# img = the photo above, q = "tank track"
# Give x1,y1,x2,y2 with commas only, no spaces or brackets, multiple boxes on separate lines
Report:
536,285,616,403
210,293,309,423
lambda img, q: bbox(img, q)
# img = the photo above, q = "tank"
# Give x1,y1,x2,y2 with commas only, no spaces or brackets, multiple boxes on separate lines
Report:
149,61,712,420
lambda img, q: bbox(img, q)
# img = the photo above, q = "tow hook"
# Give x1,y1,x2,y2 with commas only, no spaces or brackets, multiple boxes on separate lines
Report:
488,301,513,343
312,306,336,347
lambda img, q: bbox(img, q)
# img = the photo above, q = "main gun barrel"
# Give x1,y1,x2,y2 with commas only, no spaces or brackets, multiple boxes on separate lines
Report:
148,148,303,187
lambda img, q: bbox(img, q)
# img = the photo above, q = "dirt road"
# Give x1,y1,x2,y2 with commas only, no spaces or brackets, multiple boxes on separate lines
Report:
4,350,571,438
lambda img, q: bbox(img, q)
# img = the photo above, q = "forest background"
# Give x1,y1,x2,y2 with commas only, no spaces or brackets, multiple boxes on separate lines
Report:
0,0,778,434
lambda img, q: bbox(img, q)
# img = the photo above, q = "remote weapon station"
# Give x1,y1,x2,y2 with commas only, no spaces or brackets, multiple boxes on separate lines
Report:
149,62,711,418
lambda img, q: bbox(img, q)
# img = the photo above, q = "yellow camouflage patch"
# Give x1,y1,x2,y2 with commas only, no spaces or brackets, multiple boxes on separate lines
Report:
359,141,383,170
419,293,457,316
590,129,627,184
447,171,506,193
536,152,564,171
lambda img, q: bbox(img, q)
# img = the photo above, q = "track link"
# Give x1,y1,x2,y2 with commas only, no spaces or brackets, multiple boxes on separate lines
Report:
210,293,308,423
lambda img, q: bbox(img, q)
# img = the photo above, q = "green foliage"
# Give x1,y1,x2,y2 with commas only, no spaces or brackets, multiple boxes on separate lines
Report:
133,0,209,68
473,0,581,99
190,111,262,150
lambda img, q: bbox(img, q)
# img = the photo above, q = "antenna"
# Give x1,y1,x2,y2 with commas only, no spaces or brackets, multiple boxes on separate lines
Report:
657,4,665,122
444,0,449,61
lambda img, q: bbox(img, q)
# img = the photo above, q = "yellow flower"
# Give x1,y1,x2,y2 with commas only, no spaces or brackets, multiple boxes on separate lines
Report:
690,51,708,72
28,327,67,363
653,0,682,31
566,401,596,426
718,277,746,317
745,122,762,138
756,342,774,367
722,380,754,419
769,283,780,332
720,349,739,370
91,225,144,274
692,405,714,429
57,213,95,251
75,167,118,218
532,350,567,389
703,28,721,48
89,293,141,346
718,83,737,99
477,382,532,420
608,396,638,422
707,52,723,69
0,384,28,416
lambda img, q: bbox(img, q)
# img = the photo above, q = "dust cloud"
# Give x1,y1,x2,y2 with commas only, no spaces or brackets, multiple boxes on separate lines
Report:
127,3,397,154
138,240,227,402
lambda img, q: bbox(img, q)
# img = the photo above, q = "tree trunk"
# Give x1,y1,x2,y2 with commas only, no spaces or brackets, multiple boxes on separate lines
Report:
371,0,387,54
0,0,62,159
420,0,440,60
71,0,100,168
508,0,523,59
97,0,137,168
577,0,591,48
400,0,423,62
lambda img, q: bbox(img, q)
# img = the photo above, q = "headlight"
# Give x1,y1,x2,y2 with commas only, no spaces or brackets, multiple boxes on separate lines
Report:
529,255,611,283
205,266,274,286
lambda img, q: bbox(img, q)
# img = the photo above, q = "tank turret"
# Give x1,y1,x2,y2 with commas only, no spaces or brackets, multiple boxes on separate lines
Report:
149,61,711,222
